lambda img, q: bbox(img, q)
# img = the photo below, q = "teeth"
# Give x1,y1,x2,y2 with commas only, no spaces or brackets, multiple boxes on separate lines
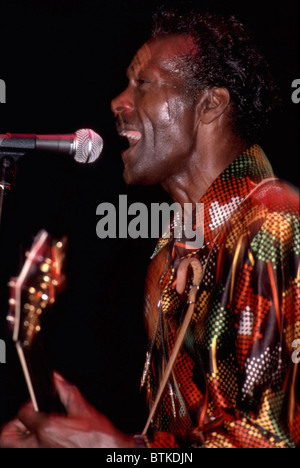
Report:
120,130,142,142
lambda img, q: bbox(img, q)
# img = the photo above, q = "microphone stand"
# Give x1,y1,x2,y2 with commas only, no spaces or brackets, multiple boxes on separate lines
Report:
0,151,25,228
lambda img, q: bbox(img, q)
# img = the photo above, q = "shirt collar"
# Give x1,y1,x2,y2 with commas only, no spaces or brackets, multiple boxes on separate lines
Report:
152,145,274,259
195,144,274,245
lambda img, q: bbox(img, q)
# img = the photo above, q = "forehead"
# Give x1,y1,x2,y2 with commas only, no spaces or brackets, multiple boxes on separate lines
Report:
127,35,196,77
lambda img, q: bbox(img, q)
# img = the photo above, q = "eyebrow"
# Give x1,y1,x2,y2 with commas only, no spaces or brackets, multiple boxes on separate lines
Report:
126,63,148,81
126,54,174,84
126,42,154,78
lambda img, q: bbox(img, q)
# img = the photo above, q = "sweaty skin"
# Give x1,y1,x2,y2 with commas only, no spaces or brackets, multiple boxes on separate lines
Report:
112,35,247,205
113,36,201,191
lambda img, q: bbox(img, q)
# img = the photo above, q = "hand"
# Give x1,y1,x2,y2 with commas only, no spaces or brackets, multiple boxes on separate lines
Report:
0,373,135,448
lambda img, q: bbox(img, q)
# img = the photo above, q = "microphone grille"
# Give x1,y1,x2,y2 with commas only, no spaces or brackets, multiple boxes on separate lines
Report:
74,129,103,164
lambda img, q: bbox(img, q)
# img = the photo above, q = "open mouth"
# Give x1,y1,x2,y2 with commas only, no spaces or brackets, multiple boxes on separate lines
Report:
119,130,142,153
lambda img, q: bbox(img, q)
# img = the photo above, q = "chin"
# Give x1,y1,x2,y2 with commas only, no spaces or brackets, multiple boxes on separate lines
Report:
123,170,157,187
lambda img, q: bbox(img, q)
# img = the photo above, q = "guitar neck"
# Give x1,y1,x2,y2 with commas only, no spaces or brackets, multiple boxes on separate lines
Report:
8,229,67,414
16,339,65,414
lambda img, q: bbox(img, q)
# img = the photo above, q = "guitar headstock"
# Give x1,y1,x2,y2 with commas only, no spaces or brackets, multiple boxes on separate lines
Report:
7,230,66,348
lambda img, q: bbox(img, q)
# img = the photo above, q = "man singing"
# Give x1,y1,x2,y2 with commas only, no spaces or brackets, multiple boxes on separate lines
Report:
1,8,299,448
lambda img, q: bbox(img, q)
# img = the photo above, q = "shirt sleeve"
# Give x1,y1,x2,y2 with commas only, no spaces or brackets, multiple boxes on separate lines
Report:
227,209,300,448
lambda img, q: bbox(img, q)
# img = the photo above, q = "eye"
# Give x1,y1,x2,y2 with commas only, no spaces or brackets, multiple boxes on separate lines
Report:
136,78,150,87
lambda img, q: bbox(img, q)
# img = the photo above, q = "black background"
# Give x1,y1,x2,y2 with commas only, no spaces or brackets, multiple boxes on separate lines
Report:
0,0,299,434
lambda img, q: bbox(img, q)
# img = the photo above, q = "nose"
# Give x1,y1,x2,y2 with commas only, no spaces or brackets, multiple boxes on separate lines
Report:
111,86,134,117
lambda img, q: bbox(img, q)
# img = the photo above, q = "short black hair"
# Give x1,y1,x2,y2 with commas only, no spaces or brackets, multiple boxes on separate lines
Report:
151,7,280,144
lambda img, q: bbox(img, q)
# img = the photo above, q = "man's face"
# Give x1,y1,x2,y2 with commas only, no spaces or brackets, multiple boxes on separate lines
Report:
111,35,199,186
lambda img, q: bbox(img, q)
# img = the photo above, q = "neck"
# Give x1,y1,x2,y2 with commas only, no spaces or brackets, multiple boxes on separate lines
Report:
161,133,248,207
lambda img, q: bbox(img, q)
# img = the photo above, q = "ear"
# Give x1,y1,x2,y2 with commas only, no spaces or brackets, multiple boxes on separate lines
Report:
195,87,231,125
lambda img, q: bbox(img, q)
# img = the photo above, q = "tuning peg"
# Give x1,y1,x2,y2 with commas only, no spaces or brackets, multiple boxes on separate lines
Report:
40,263,50,273
24,303,35,312
7,314,15,325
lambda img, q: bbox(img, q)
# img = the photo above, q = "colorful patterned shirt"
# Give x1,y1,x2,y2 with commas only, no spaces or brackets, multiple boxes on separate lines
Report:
142,145,300,448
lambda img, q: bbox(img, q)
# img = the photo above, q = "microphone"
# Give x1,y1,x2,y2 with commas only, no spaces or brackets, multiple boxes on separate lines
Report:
0,129,103,164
